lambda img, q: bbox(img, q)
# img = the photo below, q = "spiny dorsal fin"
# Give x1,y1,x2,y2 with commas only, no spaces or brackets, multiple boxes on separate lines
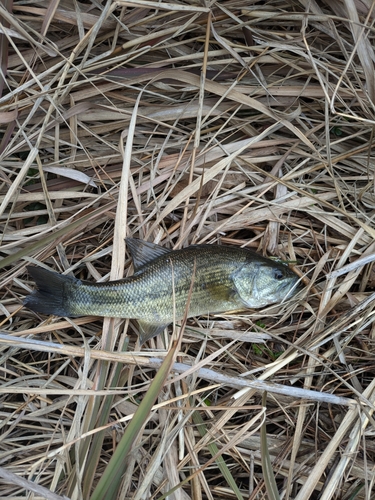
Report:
125,238,171,271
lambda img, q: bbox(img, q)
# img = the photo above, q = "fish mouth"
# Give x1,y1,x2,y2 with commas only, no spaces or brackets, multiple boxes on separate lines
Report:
280,276,304,299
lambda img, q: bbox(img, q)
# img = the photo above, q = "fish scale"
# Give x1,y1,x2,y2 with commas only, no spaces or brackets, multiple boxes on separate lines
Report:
24,238,301,343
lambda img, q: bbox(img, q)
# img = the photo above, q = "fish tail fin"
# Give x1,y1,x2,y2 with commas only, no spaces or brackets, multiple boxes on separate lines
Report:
24,266,79,317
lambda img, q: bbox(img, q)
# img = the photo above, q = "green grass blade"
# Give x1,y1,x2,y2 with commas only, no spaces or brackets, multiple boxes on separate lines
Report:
80,334,130,497
81,360,121,497
260,393,280,500
191,409,245,500
90,340,180,500
159,408,245,500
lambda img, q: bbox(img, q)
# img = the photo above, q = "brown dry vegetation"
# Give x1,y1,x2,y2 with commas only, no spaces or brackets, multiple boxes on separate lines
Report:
1,0,375,499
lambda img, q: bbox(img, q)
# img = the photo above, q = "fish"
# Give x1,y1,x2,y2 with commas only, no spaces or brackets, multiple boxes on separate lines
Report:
24,238,301,344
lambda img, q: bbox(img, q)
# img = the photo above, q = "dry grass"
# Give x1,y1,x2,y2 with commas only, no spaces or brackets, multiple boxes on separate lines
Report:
1,0,375,499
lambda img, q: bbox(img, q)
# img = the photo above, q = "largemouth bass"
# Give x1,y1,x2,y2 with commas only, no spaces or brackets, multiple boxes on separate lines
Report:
24,238,301,343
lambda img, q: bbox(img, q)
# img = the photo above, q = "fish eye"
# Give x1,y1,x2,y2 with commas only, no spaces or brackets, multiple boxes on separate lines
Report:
274,269,284,280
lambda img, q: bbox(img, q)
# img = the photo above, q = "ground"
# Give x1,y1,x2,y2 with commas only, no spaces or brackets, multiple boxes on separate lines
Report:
1,1,375,499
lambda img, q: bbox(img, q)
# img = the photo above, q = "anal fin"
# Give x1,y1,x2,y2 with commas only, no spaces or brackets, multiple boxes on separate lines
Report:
137,320,169,344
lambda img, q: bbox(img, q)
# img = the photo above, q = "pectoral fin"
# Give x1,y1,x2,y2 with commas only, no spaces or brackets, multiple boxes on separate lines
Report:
137,320,169,344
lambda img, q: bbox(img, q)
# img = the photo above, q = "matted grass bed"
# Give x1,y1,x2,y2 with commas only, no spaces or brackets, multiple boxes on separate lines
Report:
1,1,375,499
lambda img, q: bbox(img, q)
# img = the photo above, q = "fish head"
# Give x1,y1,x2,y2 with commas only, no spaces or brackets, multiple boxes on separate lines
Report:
232,258,302,308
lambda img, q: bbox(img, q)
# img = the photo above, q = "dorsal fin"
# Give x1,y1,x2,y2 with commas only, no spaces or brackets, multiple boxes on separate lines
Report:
125,238,171,271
